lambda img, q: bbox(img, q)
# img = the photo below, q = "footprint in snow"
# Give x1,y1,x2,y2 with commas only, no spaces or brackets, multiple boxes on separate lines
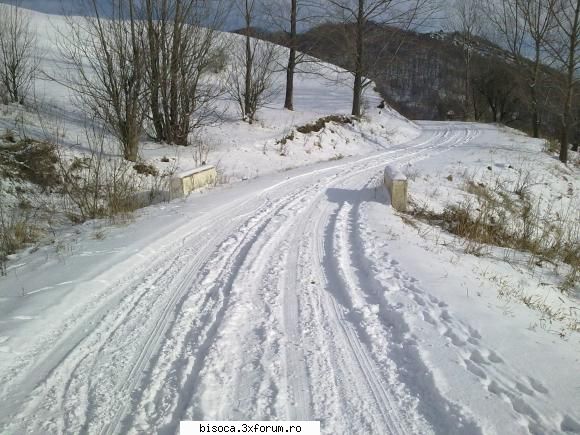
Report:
469,350,488,365
515,382,535,396
528,377,549,395
561,415,580,434
488,351,503,364
0,336,11,353
464,359,487,380
422,310,437,325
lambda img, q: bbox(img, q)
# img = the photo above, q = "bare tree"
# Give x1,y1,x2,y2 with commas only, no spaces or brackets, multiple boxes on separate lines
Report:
284,0,300,110
488,0,558,137
262,0,321,111
226,38,280,123
521,0,559,137
327,0,437,117
0,0,37,104
472,56,523,123
546,0,580,163
227,0,280,123
449,0,483,120
58,0,145,162
142,0,228,145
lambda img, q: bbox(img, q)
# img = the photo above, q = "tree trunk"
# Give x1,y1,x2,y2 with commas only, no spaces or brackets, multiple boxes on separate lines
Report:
284,0,297,111
560,84,573,164
560,0,580,164
531,97,539,138
352,0,365,118
530,42,541,138
560,121,568,164
124,136,139,162
244,1,253,120
244,33,252,119
285,51,296,111
464,48,472,120
146,2,164,142
169,3,183,144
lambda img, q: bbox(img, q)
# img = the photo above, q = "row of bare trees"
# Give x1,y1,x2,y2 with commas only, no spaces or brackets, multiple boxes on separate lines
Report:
57,0,231,161
0,0,577,164
451,0,579,163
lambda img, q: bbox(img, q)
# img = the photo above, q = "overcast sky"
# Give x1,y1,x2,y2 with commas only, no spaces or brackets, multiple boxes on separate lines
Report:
1,0,449,32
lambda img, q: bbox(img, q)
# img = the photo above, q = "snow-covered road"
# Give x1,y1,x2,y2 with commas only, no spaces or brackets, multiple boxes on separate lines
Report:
1,123,578,435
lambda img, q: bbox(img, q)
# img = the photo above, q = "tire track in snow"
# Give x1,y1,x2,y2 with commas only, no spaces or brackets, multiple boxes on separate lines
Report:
143,125,480,434
0,123,486,434
178,127,467,431
133,177,341,433
186,182,329,422
179,125,468,428
5,188,311,433
341,182,483,435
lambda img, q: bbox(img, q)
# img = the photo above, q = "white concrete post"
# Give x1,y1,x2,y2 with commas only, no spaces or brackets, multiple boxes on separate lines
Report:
384,165,408,212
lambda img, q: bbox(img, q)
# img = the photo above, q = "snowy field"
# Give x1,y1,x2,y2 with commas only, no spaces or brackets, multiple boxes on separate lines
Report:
0,6,579,435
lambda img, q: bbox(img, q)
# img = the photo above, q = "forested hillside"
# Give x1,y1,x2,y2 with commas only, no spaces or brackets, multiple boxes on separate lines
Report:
262,23,579,145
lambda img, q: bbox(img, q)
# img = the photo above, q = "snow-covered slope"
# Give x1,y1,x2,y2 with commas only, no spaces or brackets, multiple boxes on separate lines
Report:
0,6,420,183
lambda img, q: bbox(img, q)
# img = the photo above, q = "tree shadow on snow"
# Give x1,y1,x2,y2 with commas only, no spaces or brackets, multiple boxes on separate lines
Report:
325,183,390,209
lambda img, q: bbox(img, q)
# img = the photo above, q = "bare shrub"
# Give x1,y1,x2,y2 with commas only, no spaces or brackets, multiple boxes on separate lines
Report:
296,115,352,134
142,0,228,145
0,195,41,275
544,138,560,154
403,163,420,182
0,138,59,190
513,169,535,199
54,128,142,222
190,136,214,167
0,181,44,275
133,162,158,177
225,37,281,123
57,0,145,162
0,1,38,104
407,173,579,290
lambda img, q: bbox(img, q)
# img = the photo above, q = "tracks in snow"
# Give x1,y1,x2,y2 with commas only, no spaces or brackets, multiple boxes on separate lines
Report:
1,124,486,434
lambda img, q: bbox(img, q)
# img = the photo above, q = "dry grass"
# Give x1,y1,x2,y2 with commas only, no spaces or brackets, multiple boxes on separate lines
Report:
133,162,159,177
0,203,41,275
485,272,580,337
408,171,579,293
543,138,560,155
0,137,60,190
0,127,178,271
296,115,352,134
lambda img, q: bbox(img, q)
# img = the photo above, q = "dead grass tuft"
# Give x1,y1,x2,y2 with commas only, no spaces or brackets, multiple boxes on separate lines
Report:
0,138,60,190
0,204,41,275
133,162,159,177
296,115,352,134
407,171,579,292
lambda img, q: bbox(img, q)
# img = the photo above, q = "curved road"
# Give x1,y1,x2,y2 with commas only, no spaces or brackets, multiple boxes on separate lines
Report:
0,123,498,434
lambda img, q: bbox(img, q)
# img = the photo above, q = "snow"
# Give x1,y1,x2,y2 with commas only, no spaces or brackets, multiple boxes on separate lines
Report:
0,6,579,435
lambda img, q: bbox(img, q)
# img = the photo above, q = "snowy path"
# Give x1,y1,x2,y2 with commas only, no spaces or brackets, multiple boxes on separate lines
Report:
0,123,577,435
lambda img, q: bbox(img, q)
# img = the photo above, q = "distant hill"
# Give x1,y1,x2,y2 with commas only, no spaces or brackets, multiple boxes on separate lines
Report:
258,22,577,141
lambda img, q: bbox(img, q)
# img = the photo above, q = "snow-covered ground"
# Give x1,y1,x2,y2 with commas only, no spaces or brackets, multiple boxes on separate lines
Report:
0,6,579,435
1,122,578,435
